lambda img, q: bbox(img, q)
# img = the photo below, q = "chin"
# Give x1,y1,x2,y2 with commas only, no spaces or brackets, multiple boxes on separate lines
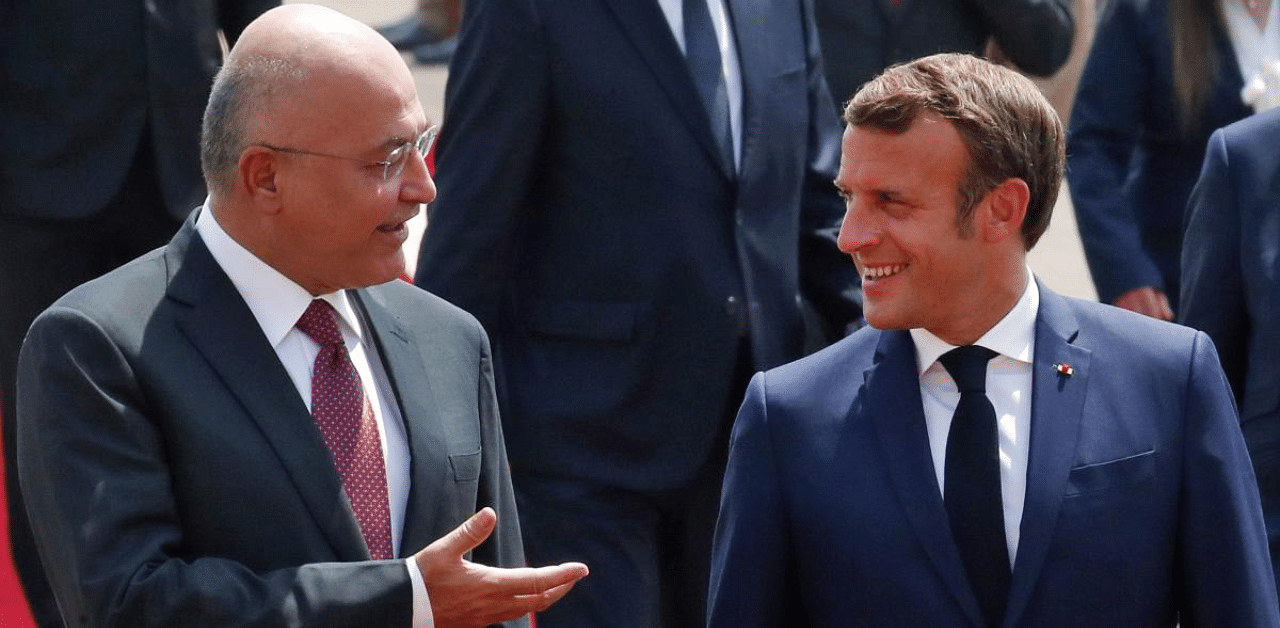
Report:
862,308,913,332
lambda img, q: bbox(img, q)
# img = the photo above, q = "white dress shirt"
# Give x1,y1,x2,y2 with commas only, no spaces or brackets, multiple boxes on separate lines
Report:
657,0,743,170
911,272,1039,567
196,203,433,627
1224,0,1280,110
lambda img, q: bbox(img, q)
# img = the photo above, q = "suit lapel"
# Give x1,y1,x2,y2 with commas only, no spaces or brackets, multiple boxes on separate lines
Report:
164,219,369,561
352,288,450,555
598,0,736,179
866,330,987,627
1004,286,1091,626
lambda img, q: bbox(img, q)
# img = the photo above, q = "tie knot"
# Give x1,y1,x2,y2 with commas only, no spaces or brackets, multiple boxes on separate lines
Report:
296,300,344,348
939,345,998,393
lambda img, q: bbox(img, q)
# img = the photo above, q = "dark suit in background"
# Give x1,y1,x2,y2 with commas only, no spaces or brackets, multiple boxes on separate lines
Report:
812,0,1074,113
18,217,525,626
0,2,277,623
1181,107,1280,599
1068,0,1254,311
414,0,861,625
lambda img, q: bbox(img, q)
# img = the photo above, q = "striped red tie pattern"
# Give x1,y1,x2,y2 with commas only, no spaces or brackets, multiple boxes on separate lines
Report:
296,300,394,560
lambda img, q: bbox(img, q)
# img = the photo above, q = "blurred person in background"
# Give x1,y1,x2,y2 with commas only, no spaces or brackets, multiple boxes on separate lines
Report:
376,0,463,64
1068,0,1278,320
414,0,862,625
811,0,1074,114
1181,106,1280,603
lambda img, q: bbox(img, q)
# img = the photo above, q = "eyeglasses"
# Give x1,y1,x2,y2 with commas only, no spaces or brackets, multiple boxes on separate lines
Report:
254,125,439,182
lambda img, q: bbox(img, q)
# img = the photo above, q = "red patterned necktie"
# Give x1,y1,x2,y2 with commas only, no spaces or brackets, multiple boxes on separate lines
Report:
295,299,394,560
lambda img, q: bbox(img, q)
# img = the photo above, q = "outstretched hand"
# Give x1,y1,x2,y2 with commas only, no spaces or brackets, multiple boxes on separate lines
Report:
414,508,589,628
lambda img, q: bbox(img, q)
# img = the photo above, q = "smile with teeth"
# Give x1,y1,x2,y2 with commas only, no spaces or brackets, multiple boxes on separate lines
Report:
862,264,906,280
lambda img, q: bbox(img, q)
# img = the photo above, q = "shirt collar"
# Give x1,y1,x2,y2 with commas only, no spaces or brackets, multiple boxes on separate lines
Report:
195,199,364,347
911,270,1039,376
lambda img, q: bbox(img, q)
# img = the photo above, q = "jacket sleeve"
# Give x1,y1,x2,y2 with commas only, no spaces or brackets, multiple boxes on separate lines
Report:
414,0,549,335
1175,332,1280,625
798,0,863,336
1066,0,1166,302
707,373,803,628
1178,128,1247,403
16,306,415,628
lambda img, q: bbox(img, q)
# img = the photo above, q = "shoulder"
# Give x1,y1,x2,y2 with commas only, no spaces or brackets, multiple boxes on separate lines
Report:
1057,295,1207,369
759,325,883,407
359,280,489,347
1218,108,1280,155
39,247,169,331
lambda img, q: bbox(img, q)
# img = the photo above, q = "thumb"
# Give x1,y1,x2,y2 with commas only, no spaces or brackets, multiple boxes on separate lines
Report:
432,507,498,560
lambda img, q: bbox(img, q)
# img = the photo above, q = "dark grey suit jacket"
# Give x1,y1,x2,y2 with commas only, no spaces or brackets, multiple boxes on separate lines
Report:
16,214,526,627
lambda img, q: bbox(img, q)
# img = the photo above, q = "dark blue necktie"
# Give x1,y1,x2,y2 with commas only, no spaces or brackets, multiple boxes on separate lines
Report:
940,345,1009,628
682,0,734,173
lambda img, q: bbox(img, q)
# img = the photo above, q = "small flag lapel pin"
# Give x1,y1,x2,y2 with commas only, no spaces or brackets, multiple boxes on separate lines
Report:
1053,363,1074,377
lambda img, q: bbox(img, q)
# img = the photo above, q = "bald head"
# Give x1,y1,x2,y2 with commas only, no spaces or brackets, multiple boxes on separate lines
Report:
200,4,415,199
198,4,434,295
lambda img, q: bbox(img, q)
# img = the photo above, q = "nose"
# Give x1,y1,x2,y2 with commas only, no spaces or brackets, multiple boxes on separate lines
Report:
836,197,877,255
399,146,437,205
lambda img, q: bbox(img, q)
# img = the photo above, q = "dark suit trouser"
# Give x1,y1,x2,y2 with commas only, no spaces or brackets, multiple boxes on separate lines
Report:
0,143,182,627
515,342,752,628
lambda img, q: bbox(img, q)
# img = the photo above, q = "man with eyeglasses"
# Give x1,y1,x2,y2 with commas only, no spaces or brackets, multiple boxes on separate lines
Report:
13,5,587,627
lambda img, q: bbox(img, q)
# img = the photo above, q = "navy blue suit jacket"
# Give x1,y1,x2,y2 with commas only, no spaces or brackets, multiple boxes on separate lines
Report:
709,284,1278,627
415,0,860,490
1181,107,1280,594
814,0,1073,113
1067,0,1253,306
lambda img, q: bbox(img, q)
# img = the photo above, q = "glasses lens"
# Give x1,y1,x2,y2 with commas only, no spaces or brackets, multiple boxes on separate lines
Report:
384,127,439,181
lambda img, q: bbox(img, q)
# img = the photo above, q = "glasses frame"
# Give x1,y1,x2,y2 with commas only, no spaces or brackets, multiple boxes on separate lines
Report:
253,125,439,181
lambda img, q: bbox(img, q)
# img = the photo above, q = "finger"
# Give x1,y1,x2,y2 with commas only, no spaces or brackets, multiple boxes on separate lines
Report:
431,507,498,559
488,561,589,596
518,578,582,613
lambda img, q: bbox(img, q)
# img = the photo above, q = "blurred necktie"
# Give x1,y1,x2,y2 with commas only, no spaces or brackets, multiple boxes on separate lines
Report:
682,0,734,173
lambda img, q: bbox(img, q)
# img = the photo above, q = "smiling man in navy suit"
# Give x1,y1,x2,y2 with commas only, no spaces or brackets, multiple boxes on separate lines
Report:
707,53,1279,628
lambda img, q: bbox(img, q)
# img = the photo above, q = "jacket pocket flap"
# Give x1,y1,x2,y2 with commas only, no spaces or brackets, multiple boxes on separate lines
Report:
1066,449,1156,496
449,450,481,482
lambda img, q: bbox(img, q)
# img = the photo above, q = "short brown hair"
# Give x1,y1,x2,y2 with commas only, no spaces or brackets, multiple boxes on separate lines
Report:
844,53,1064,249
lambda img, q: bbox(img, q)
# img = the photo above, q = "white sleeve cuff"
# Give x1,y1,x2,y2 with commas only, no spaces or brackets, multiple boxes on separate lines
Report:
406,557,435,628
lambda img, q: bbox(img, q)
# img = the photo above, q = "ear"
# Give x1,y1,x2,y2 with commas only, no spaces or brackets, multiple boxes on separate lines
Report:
981,177,1029,244
239,147,282,212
